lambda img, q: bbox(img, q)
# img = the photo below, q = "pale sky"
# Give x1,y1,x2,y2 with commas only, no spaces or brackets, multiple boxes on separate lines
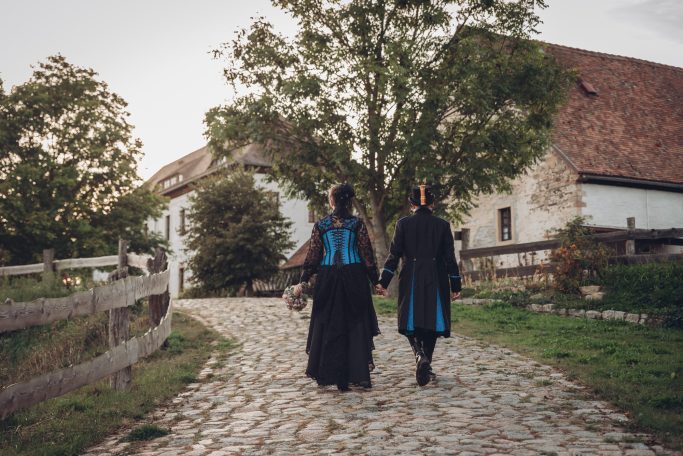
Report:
2,0,682,181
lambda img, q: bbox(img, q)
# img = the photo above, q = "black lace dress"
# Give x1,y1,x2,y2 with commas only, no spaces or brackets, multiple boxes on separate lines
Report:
300,209,380,388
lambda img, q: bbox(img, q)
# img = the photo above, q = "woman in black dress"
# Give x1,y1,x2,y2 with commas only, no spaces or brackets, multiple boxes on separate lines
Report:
293,184,380,391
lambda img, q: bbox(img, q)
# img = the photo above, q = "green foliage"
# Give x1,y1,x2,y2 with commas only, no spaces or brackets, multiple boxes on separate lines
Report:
185,169,294,294
125,424,170,441
0,312,226,456
550,217,611,294
0,55,166,265
598,263,683,325
0,276,79,302
205,0,572,256
474,288,530,306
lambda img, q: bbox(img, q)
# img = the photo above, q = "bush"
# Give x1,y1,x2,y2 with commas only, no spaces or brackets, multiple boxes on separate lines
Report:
599,262,683,326
549,217,611,294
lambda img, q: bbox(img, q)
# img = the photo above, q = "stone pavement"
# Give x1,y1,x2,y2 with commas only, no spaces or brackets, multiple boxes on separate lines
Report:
84,298,677,456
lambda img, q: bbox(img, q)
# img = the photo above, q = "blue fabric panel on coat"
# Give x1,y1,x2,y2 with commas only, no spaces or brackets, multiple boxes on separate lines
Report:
407,267,415,333
435,287,446,332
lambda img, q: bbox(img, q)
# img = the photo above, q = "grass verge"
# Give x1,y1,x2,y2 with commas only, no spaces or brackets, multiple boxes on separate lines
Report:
374,297,683,450
0,311,232,456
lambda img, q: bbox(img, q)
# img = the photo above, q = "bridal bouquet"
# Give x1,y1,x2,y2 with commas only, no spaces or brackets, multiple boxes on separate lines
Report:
282,285,309,311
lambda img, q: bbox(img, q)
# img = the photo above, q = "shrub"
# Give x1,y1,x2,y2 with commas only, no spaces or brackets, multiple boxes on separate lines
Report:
549,217,611,294
599,262,683,326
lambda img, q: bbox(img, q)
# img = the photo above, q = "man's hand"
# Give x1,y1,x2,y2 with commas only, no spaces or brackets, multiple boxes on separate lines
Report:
451,291,461,301
375,284,387,296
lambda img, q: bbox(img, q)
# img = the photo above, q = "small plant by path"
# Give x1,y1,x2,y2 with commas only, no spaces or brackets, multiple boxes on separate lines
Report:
125,424,170,441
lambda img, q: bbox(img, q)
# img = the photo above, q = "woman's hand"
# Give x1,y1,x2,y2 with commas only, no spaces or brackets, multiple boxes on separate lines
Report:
374,284,387,296
293,283,303,297
451,291,461,301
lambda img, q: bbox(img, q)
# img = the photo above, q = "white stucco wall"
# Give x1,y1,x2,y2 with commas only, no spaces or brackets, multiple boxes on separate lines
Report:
581,184,683,229
146,172,312,297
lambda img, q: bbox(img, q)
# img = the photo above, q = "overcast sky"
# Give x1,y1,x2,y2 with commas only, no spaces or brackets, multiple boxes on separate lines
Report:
2,0,682,180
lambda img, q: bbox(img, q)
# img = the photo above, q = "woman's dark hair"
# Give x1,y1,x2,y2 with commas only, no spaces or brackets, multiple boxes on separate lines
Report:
329,183,355,211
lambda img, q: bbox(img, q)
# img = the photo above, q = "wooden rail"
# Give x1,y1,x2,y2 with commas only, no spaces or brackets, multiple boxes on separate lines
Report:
0,244,171,419
0,253,151,277
0,270,169,333
459,228,683,260
458,219,683,279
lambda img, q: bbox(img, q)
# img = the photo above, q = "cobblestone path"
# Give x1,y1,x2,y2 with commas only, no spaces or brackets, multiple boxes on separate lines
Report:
85,298,676,456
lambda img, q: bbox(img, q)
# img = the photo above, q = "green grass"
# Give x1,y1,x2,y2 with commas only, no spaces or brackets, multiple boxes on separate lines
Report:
374,297,683,450
0,312,232,456
0,276,85,302
125,424,170,441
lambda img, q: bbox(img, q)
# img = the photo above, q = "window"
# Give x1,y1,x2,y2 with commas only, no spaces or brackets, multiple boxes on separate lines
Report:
499,207,512,241
179,266,185,293
308,206,316,223
161,174,182,189
165,215,170,240
179,209,186,235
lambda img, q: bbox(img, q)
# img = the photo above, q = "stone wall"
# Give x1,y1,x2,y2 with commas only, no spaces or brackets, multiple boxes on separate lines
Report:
453,149,582,269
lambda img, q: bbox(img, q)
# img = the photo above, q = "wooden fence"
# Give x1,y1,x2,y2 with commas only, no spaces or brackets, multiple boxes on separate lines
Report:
457,218,683,281
0,241,172,419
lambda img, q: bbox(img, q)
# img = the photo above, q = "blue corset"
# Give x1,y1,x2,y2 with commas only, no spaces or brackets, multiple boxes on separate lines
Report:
320,229,362,266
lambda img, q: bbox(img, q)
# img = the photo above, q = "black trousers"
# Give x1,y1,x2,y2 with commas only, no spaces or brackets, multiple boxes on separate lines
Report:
406,331,437,361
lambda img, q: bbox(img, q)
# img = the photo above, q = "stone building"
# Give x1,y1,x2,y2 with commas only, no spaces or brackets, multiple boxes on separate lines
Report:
454,43,683,269
145,144,313,297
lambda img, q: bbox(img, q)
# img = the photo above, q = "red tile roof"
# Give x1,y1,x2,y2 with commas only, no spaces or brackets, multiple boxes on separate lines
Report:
281,239,310,270
544,43,683,185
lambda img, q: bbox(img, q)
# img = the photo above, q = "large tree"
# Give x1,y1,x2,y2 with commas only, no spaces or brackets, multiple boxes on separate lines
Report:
0,55,166,265
185,169,294,295
206,0,571,261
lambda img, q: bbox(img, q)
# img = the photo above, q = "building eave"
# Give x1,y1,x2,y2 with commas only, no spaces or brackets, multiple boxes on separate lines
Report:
578,174,683,193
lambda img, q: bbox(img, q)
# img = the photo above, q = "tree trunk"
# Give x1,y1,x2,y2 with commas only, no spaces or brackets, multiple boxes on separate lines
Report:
370,209,400,298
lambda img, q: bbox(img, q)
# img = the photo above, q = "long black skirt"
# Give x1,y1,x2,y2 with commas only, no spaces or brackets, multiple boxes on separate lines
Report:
305,264,380,387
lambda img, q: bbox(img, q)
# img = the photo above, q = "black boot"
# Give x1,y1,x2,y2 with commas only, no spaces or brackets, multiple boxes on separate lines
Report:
415,348,431,386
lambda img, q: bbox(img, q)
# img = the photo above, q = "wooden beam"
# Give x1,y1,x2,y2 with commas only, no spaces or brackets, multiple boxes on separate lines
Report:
0,263,43,276
54,255,118,270
460,239,561,260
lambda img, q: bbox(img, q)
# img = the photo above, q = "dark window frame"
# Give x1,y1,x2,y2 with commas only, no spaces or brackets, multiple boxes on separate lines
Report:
179,208,186,236
499,207,512,242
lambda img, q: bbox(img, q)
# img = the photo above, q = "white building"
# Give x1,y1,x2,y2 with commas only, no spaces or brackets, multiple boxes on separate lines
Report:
454,44,683,269
145,144,313,297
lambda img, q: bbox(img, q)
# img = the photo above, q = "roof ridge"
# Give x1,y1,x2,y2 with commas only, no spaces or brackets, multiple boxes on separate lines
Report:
541,41,683,73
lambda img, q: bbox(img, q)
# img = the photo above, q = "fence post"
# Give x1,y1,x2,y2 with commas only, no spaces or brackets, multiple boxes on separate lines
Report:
109,239,131,391
42,248,55,282
626,217,636,256
148,248,170,329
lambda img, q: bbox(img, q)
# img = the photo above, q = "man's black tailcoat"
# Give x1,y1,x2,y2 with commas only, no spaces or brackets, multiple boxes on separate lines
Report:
379,207,462,337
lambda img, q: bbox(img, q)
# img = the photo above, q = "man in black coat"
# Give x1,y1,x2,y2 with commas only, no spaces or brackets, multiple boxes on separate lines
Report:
376,185,462,386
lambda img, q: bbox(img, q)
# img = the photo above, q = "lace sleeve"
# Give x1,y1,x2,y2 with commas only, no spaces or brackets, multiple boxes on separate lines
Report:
300,223,324,283
357,220,379,285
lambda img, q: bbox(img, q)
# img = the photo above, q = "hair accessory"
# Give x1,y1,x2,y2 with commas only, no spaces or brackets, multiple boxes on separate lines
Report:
419,185,427,206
